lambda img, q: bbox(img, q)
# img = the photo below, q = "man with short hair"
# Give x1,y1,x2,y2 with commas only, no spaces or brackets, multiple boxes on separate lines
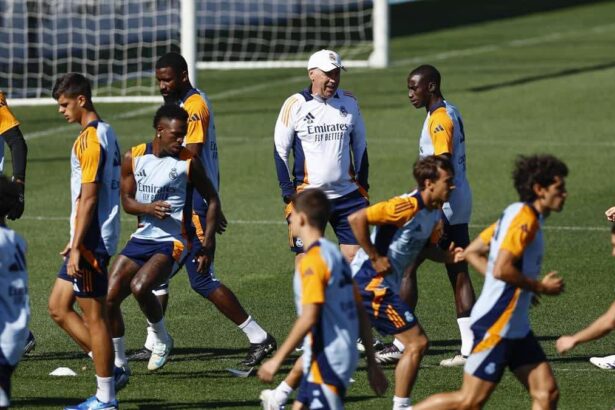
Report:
129,52,275,367
106,104,222,372
349,155,459,410
379,64,475,367
51,73,121,410
414,154,568,410
0,176,30,410
274,49,369,263
257,188,387,410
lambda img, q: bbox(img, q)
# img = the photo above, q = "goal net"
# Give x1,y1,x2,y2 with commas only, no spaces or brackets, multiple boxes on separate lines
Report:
0,0,388,103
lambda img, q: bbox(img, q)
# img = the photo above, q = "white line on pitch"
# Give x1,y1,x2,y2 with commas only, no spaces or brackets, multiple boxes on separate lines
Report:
18,215,611,231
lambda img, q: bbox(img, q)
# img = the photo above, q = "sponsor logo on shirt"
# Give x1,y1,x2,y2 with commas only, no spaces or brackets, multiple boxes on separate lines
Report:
303,112,315,124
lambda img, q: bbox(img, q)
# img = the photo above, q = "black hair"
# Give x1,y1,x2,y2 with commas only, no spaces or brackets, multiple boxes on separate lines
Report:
408,64,441,88
513,154,568,202
291,189,331,232
152,104,189,129
52,73,92,100
0,176,19,218
155,52,188,74
413,155,454,189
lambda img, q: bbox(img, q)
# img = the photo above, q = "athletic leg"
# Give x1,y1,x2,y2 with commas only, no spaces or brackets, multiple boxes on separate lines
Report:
393,324,428,406
48,277,91,354
413,372,497,410
513,362,559,410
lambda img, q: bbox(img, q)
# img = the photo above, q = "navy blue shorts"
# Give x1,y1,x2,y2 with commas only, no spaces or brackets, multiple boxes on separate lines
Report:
287,189,368,253
57,249,110,298
153,214,222,297
353,261,417,336
465,331,547,383
184,236,221,298
120,237,185,267
296,378,344,410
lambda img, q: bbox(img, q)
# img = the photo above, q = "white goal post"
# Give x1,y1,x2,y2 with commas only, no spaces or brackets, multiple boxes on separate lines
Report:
1,0,389,105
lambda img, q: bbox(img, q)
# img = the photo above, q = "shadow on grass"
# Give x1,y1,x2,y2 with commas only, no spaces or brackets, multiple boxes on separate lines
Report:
137,399,261,409
21,350,88,361
468,61,615,93
135,394,375,409
13,397,164,407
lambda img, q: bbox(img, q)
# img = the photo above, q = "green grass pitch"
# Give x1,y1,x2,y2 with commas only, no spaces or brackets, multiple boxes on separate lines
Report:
5,2,615,408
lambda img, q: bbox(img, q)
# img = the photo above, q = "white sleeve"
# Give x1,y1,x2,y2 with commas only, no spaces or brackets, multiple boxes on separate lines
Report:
274,95,301,198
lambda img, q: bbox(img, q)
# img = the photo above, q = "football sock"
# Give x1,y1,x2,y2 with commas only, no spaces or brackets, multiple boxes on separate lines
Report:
145,324,156,351
112,337,127,368
148,319,170,344
96,375,115,403
393,338,405,352
238,315,268,344
273,381,294,404
457,317,473,357
393,396,411,409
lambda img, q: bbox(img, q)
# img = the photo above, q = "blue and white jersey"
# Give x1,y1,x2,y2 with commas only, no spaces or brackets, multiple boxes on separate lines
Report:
69,120,121,255
350,190,442,291
0,226,30,366
130,143,192,244
470,202,543,340
418,100,471,225
293,238,359,389
274,87,368,200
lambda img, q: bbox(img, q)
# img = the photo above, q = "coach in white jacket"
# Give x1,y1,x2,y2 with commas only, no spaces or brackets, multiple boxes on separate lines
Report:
274,49,369,263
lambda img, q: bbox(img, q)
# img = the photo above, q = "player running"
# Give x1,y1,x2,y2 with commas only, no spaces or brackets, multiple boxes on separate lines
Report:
257,189,387,409
0,176,30,410
51,73,121,410
106,104,222,372
349,155,459,410
414,154,567,410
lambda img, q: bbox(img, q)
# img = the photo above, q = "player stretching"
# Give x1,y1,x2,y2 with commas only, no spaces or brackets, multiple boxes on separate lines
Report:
377,64,476,367
257,189,387,409
350,155,458,410
128,52,274,367
414,154,567,410
0,176,30,409
106,104,222,372
52,73,121,410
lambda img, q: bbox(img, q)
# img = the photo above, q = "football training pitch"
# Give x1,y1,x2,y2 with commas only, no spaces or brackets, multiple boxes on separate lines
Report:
6,1,615,408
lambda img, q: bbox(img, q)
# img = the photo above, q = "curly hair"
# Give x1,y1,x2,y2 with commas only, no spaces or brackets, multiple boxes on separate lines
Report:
513,154,568,202
153,104,189,129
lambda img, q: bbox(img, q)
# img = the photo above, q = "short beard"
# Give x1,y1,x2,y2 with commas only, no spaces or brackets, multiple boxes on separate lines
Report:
162,94,180,104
